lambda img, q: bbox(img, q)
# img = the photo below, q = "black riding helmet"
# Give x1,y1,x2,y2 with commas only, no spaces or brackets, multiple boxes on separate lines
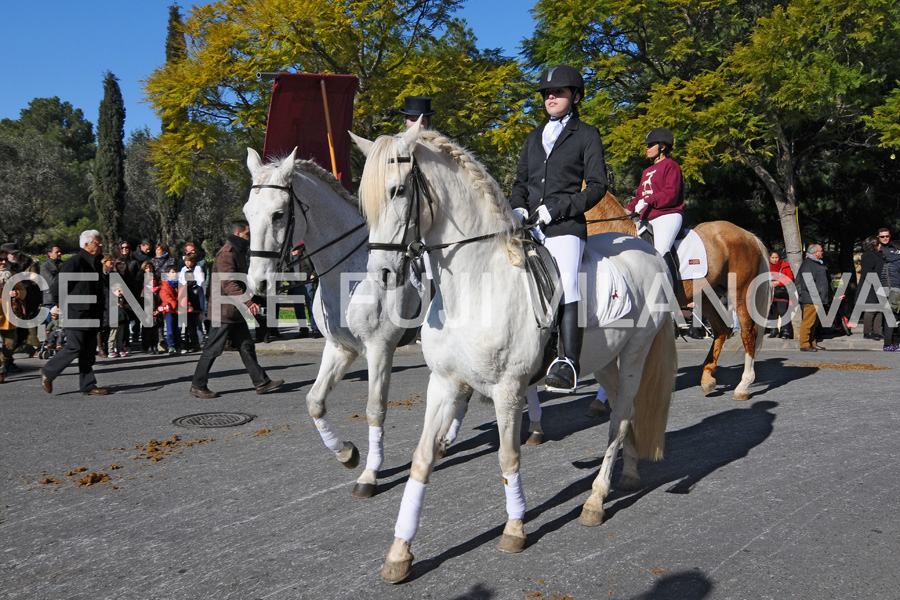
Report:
538,64,584,102
645,128,675,150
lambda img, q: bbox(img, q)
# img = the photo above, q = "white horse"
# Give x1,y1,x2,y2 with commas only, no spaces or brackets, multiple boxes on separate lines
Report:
353,124,677,583
244,148,423,498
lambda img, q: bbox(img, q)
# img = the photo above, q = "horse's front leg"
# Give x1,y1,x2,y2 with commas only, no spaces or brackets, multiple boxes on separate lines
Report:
351,343,395,498
306,342,360,468
494,391,527,552
382,374,467,584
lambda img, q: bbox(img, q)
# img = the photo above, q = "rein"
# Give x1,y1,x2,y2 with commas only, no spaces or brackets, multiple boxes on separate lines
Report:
365,155,527,262
248,182,366,278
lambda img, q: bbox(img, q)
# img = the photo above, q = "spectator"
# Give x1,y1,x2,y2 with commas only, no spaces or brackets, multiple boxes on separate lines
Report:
133,239,154,264
40,230,108,395
109,283,132,357
795,243,831,352
140,262,162,355
767,250,794,339
44,306,66,349
856,236,885,341
179,253,205,351
159,266,184,355
40,244,63,322
0,250,26,383
291,242,321,338
398,95,435,130
10,249,42,358
115,240,141,347
189,219,284,398
98,254,116,358
880,238,900,351
151,243,176,278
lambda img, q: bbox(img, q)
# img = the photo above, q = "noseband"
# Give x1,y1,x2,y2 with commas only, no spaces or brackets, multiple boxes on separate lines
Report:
248,182,365,277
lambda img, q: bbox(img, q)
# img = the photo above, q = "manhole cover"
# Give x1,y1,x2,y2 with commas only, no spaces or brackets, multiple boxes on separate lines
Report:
172,412,256,428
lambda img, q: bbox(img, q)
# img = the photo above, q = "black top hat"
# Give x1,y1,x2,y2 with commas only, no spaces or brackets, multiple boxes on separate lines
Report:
398,96,436,117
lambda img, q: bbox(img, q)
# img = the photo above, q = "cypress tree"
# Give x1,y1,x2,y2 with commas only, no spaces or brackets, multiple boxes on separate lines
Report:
93,71,126,246
158,3,187,245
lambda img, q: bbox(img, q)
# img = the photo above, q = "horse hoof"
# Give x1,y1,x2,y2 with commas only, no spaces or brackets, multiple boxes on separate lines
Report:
578,506,604,527
701,380,716,395
497,534,526,553
381,557,413,584
351,482,376,498
338,442,360,469
524,431,544,446
732,390,750,402
616,474,642,491
586,400,609,418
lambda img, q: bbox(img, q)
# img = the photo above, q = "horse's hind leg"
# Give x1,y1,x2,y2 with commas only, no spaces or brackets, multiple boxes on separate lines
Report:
579,398,631,527
700,304,729,395
732,294,759,402
306,343,360,468
382,374,469,584
352,343,395,498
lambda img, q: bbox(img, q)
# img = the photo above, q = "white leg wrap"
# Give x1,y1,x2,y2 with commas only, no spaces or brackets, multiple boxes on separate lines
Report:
503,472,526,520
595,386,607,402
313,417,344,453
394,478,427,542
525,385,541,423
444,401,468,444
365,425,384,472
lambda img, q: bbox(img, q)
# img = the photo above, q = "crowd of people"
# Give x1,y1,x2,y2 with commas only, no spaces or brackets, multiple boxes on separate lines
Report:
0,227,318,387
765,227,900,352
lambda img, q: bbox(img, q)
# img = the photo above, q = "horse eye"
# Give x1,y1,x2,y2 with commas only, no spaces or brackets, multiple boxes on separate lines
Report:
273,211,285,222
392,184,406,197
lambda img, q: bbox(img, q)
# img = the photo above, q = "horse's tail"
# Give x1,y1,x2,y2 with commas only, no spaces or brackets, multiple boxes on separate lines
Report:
752,236,770,356
632,318,677,461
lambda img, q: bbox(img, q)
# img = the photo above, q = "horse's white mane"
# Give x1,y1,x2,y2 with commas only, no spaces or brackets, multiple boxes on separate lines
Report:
259,154,359,208
359,130,513,228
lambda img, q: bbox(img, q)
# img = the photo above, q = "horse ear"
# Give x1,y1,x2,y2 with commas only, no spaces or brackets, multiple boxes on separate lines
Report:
247,148,263,177
398,117,422,156
349,131,374,157
278,147,298,181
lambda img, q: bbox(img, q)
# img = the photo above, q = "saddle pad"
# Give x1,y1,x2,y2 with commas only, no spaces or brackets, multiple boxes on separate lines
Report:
674,229,708,280
582,239,632,329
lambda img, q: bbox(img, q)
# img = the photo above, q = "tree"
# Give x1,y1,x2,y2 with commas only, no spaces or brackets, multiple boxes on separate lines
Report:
156,3,188,244
527,0,900,274
144,0,531,192
0,96,96,165
123,129,164,244
92,71,127,246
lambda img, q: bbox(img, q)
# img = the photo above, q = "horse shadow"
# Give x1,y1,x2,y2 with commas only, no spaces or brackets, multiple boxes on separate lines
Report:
407,400,778,582
678,357,818,399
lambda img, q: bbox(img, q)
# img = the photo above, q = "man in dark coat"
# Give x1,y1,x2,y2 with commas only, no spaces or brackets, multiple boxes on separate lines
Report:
796,243,831,352
189,219,284,398
40,230,108,395
40,244,63,321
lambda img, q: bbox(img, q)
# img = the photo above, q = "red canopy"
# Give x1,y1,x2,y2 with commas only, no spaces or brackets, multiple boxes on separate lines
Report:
262,73,358,191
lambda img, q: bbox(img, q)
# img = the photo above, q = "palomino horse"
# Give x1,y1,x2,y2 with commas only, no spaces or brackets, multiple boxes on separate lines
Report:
244,148,423,498
585,194,770,402
353,123,676,583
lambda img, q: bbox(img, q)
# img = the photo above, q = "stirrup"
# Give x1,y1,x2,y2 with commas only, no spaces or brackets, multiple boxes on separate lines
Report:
544,357,579,393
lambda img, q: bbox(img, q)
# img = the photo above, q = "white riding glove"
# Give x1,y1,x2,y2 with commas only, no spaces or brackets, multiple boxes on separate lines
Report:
634,199,648,214
512,207,528,224
534,204,552,225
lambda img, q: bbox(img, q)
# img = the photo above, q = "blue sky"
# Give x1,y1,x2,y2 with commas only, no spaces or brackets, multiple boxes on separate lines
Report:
0,0,537,135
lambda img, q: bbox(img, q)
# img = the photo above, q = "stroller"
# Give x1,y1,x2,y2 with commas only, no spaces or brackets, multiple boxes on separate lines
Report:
38,328,66,359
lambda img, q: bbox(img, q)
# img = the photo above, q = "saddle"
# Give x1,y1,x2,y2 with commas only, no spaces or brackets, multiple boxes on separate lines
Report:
521,238,561,329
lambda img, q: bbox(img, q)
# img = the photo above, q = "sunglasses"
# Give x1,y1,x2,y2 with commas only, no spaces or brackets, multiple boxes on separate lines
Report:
121,246,130,249
878,235,890,239
0,257,8,262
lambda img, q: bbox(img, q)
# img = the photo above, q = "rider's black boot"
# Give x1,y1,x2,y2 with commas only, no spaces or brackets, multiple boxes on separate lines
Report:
663,250,680,292
545,302,583,391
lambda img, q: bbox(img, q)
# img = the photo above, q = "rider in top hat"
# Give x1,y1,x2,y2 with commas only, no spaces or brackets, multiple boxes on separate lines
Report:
510,64,609,392
399,96,435,129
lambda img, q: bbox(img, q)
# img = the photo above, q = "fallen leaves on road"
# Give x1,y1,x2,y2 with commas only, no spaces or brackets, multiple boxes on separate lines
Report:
785,362,891,371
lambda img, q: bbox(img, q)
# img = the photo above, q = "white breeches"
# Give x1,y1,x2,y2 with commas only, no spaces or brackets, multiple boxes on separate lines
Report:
649,212,683,256
544,235,585,303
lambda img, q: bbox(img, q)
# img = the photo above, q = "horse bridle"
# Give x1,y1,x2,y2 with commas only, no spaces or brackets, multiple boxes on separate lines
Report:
248,182,366,278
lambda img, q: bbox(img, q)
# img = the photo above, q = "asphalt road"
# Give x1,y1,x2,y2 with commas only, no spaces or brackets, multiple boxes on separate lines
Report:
1,331,898,600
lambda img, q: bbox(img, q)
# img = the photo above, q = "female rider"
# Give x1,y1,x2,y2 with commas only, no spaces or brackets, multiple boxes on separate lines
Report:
510,64,608,392
625,128,685,282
